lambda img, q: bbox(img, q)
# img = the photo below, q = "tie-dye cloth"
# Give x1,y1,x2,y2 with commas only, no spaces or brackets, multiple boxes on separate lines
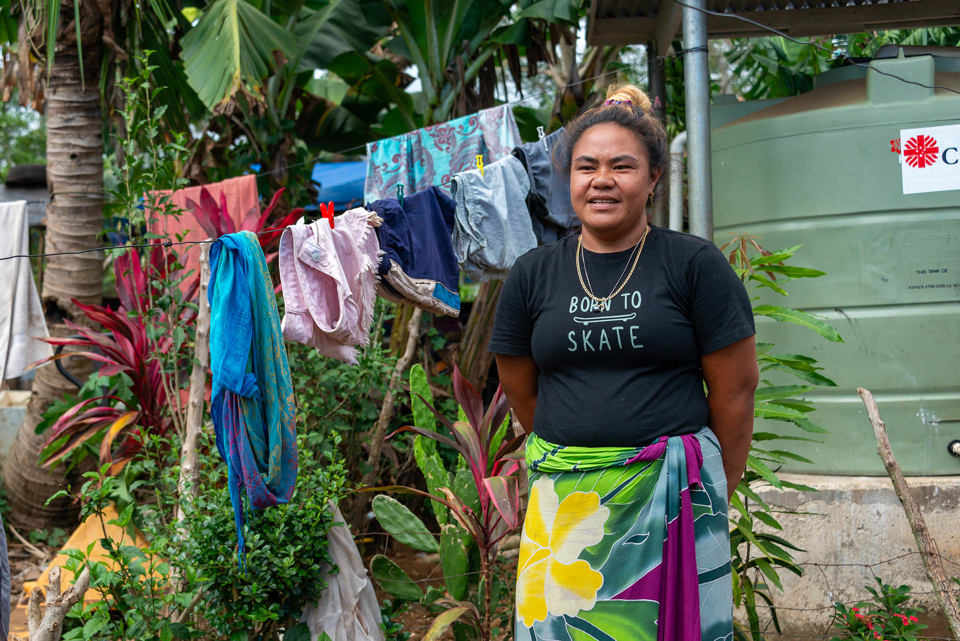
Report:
208,231,298,565
363,104,522,203
516,427,732,641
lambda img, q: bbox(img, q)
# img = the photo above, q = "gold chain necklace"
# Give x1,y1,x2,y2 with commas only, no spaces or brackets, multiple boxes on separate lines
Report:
575,225,650,306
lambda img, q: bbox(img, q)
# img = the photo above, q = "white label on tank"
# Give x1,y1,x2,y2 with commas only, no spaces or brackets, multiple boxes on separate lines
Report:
900,123,960,194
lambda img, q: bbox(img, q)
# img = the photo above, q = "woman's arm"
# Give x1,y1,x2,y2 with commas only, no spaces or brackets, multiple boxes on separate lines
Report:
495,354,539,434
701,335,759,501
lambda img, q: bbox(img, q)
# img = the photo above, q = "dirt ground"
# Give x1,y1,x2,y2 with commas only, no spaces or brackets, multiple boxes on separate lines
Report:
367,540,451,641
7,537,51,638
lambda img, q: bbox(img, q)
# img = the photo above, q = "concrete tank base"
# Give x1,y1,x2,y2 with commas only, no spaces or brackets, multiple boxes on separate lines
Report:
741,474,960,640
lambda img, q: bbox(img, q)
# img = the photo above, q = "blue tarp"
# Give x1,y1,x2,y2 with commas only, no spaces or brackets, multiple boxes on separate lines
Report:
311,161,365,212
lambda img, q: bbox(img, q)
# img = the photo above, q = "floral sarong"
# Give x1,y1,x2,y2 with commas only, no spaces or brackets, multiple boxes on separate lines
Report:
516,427,732,641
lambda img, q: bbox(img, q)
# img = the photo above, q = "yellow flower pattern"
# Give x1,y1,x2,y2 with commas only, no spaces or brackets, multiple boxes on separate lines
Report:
516,477,609,626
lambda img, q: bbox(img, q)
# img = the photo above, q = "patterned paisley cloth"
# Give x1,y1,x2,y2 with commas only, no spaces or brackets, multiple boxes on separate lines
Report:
208,231,298,565
363,104,522,202
516,427,732,641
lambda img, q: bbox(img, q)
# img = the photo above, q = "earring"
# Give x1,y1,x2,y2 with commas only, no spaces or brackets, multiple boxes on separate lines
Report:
647,192,655,207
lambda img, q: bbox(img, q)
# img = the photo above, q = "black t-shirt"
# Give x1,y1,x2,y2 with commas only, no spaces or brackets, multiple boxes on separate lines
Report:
488,226,755,447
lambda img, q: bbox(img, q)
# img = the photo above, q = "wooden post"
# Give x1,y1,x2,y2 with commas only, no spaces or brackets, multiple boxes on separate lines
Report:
177,243,211,526
858,387,960,640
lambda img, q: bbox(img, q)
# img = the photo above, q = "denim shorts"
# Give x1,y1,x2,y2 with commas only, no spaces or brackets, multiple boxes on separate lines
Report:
451,155,537,281
512,129,580,244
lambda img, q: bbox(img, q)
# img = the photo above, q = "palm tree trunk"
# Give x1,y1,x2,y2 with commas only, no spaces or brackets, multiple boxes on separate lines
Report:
2,41,104,532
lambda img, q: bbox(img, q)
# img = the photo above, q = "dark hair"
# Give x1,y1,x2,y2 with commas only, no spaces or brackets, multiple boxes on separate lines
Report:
556,85,668,198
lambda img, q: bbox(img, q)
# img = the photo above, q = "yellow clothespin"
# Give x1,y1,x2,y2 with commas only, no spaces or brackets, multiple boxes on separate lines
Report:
476,154,484,177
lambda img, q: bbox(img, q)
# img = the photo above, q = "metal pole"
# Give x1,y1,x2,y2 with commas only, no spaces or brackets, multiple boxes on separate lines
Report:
647,42,669,229
669,131,687,232
682,0,713,240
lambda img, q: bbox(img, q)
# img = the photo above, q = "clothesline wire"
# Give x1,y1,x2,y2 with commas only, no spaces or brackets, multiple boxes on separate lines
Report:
6,22,956,260
0,224,291,262
361,530,960,570
669,0,960,97
251,66,627,180
8,66,626,218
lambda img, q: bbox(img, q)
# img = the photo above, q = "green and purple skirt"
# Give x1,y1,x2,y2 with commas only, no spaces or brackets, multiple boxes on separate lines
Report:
515,427,732,641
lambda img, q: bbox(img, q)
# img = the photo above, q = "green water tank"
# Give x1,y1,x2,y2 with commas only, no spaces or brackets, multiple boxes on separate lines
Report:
712,53,960,476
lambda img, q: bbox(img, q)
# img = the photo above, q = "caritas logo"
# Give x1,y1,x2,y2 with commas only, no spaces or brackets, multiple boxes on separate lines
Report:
903,134,940,168
900,124,960,194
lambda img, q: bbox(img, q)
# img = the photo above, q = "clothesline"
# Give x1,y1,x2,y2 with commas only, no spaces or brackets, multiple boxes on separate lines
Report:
0,225,291,262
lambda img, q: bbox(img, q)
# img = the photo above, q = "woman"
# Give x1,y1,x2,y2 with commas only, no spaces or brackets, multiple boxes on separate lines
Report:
489,85,758,641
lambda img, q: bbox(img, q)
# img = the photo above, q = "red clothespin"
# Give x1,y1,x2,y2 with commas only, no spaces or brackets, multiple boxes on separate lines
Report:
319,201,335,229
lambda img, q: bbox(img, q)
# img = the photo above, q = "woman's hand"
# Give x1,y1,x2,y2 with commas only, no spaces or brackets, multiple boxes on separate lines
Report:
494,354,539,434
701,335,759,502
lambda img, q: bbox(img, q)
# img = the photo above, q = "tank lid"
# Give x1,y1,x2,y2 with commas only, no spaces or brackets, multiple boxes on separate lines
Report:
868,52,935,104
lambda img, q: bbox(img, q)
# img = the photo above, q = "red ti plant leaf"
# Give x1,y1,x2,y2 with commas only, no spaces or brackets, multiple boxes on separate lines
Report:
99,411,141,466
34,246,187,472
482,475,521,530
114,249,147,313
388,363,527,555
185,187,235,238
452,366,485,436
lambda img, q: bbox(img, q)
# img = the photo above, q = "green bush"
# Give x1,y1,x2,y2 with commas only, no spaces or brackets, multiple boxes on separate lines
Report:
175,429,348,639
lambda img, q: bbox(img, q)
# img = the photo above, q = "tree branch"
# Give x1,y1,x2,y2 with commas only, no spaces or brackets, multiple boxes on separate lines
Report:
350,309,422,529
858,387,960,640
28,565,91,641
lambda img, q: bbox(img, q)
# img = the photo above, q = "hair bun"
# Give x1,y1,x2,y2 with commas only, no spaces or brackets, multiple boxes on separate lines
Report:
604,85,652,114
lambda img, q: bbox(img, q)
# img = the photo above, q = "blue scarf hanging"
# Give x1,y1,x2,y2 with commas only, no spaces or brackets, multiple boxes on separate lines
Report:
208,231,298,566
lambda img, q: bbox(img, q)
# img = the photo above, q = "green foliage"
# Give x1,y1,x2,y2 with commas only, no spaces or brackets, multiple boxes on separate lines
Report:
56,460,203,641
174,429,347,638
110,54,190,234
370,367,525,641
726,28,960,101
836,28,960,59
0,95,45,180
380,598,413,641
726,36,832,100
722,235,841,641
55,427,348,641
286,299,398,480
180,0,297,112
27,526,69,548
372,495,439,553
829,579,927,641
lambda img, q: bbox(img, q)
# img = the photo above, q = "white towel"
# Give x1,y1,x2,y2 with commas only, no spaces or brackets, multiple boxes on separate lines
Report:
300,506,384,641
0,200,51,381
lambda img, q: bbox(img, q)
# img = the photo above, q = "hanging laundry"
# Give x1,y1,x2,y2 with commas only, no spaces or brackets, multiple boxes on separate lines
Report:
367,187,460,318
208,231,297,565
0,201,51,381
147,175,260,292
451,155,536,281
299,505,384,641
511,129,580,244
364,104,522,203
278,208,380,365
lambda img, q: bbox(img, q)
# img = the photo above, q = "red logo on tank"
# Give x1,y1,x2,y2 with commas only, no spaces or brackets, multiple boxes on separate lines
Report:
903,134,939,169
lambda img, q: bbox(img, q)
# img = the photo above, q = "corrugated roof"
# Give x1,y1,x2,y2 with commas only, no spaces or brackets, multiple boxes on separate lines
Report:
588,0,960,47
